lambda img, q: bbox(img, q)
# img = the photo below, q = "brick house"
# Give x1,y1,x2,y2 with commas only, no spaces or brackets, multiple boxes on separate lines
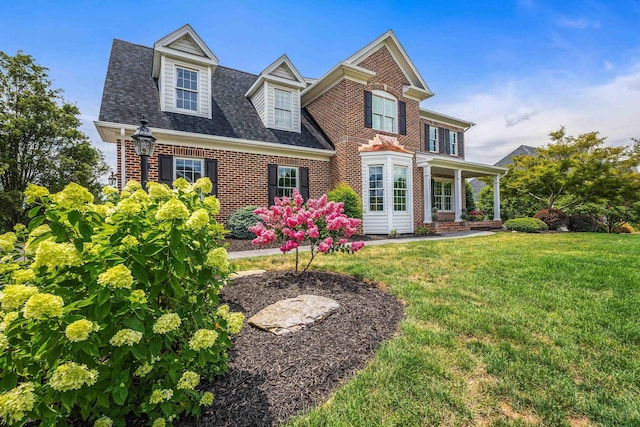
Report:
95,24,505,234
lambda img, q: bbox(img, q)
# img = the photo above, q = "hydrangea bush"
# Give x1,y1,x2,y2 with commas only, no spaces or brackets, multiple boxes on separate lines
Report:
0,179,244,426
249,190,364,274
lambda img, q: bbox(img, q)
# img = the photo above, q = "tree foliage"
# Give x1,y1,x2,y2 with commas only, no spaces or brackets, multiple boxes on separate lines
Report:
464,181,476,212
501,128,640,211
0,51,108,229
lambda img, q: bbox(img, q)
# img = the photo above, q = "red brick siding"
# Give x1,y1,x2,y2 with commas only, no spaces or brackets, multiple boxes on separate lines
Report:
117,139,330,221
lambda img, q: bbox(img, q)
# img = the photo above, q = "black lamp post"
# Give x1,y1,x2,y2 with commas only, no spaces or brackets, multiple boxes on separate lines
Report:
131,117,156,190
108,171,117,187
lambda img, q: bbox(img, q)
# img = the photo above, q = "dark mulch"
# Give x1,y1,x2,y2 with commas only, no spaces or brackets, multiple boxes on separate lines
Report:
179,270,404,427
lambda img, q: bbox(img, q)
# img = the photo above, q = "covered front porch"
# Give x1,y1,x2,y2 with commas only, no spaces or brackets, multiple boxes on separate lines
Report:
416,154,506,227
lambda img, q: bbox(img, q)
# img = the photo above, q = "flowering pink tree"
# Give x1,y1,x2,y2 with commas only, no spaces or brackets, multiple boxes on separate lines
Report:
249,190,365,274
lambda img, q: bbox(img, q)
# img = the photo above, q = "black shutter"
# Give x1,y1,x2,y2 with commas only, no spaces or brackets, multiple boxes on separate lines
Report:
398,101,406,135
431,179,436,207
425,124,430,151
444,129,451,154
299,167,309,200
438,127,445,154
267,164,278,205
458,132,464,158
205,159,218,195
364,91,372,128
158,155,173,186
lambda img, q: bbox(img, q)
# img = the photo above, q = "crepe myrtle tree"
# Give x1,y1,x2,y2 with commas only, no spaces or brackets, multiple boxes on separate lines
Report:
249,190,365,275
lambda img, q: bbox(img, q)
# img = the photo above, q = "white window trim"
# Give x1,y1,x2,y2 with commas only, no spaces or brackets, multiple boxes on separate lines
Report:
433,178,454,212
428,126,439,152
371,90,398,134
277,165,299,197
393,166,409,212
273,88,293,130
174,156,204,183
367,164,385,213
175,65,199,114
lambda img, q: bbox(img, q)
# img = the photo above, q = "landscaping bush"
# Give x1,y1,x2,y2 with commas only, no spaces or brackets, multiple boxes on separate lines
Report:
468,210,485,222
226,206,260,239
504,217,548,233
568,214,598,232
327,182,363,219
534,208,568,230
616,222,635,233
414,226,432,236
0,179,243,426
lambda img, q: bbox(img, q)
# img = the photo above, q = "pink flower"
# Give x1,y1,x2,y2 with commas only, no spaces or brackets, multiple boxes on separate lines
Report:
323,236,333,246
294,230,306,241
285,216,298,228
318,242,330,253
308,226,319,239
339,238,348,245
350,241,365,252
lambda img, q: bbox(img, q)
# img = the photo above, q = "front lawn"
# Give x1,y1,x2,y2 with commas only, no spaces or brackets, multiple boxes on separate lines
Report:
234,233,640,426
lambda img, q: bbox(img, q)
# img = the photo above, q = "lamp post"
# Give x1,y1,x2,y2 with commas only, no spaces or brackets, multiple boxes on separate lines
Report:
108,171,117,187
131,117,156,190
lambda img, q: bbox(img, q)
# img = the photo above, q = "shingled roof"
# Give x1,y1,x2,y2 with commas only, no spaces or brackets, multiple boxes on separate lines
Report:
98,39,333,151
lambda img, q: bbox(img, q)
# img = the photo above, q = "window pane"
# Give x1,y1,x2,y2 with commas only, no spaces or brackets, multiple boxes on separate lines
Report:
277,166,298,197
372,114,382,131
175,158,203,184
368,166,384,211
384,116,394,133
372,96,383,114
393,166,407,211
384,98,394,114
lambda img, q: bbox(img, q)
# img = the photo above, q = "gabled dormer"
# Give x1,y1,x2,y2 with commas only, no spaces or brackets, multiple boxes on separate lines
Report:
152,24,218,119
245,55,307,133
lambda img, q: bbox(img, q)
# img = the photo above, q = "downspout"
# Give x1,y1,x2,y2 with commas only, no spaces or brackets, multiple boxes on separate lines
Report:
120,128,126,190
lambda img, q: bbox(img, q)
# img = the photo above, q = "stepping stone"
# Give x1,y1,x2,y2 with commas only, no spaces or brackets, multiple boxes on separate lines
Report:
230,269,267,279
248,295,340,335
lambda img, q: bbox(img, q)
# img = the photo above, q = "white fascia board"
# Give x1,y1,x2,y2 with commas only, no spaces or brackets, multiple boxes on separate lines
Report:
246,54,307,98
403,85,434,102
301,62,376,106
415,153,506,175
154,24,218,64
420,109,476,130
94,121,334,162
246,74,307,98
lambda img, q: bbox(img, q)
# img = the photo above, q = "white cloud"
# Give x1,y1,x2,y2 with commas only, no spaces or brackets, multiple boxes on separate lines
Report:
430,66,640,165
556,17,601,30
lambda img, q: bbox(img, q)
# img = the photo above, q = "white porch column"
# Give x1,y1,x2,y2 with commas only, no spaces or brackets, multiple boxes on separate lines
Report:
454,169,462,222
493,175,501,221
423,165,432,223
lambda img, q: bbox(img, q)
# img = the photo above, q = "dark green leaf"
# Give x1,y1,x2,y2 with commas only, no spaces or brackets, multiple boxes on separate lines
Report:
28,205,42,218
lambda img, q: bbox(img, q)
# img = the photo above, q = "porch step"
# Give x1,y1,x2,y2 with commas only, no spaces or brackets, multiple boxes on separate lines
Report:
430,221,471,233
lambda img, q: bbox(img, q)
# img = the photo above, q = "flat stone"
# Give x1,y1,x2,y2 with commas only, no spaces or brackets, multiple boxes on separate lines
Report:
230,269,267,279
248,295,340,335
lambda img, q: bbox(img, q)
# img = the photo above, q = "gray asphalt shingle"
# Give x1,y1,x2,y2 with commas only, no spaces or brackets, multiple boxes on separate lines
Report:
98,39,333,151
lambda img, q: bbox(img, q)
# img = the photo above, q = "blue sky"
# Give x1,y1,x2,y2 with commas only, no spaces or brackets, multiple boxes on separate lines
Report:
2,0,640,169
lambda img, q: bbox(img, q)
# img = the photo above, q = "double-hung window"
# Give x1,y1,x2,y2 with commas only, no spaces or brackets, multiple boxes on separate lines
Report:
277,166,297,197
368,165,384,212
372,93,397,133
433,181,453,211
393,166,408,212
428,127,438,152
175,157,203,183
449,131,458,156
274,88,293,129
176,67,198,111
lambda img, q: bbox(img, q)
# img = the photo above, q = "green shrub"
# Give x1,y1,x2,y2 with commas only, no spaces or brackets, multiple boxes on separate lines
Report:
568,214,598,232
327,182,363,219
414,226,432,236
504,217,548,233
0,179,243,426
226,206,260,239
534,208,568,230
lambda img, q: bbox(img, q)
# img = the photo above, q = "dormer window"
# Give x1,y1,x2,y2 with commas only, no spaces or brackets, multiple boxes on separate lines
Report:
274,88,293,129
372,92,397,133
176,67,198,111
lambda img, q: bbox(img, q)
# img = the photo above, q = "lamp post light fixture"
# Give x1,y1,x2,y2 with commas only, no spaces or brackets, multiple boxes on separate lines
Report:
108,171,117,187
131,117,156,190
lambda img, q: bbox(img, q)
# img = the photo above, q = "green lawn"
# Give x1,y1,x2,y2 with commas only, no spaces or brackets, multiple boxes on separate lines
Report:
233,233,640,427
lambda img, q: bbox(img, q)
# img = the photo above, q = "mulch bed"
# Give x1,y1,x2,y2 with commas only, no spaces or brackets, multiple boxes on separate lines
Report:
179,270,404,427
224,234,419,253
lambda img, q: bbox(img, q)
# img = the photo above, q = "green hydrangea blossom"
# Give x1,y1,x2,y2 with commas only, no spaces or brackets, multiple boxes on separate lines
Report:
120,235,139,247
134,363,153,378
115,197,142,215
12,269,36,284
147,182,173,201
186,208,209,231
52,182,94,210
123,180,142,192
22,293,64,320
31,241,82,271
189,329,218,351
225,312,245,335
24,183,50,204
0,333,7,351
204,247,230,273
152,312,181,334
176,371,200,390
128,289,147,304
172,177,191,191
149,389,173,405
49,362,98,391
94,416,114,427
152,418,166,427
97,264,133,289
193,177,213,194
0,383,36,424
156,199,190,221
109,329,143,347
0,312,18,332
1,285,39,311
203,196,220,215
65,319,97,342
102,185,119,197
200,391,214,406
0,232,17,252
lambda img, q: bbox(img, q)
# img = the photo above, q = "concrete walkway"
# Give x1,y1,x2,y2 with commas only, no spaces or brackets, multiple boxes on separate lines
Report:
228,230,495,260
